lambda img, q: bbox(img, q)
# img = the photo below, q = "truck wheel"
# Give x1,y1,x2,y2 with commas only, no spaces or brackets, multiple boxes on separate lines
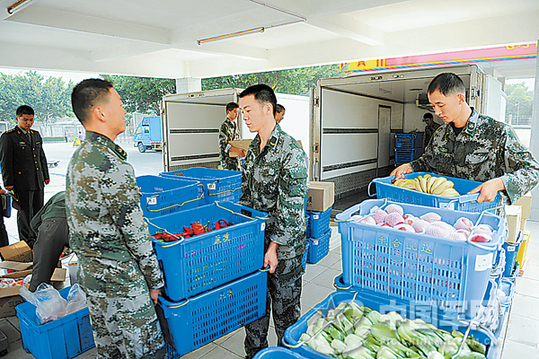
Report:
138,143,146,153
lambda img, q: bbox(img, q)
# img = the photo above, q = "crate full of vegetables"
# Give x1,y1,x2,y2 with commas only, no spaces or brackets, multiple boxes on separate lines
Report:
336,199,505,319
147,201,268,301
284,291,499,359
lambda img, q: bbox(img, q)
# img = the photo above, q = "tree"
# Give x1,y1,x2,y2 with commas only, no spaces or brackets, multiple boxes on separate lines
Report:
505,81,534,125
202,64,346,95
101,75,176,114
0,71,73,124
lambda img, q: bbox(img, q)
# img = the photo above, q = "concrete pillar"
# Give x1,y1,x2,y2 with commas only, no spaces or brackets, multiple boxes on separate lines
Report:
176,77,201,94
528,40,539,220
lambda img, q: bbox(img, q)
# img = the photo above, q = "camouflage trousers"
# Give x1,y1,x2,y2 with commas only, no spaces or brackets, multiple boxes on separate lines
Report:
244,255,303,359
79,258,166,359
221,157,241,171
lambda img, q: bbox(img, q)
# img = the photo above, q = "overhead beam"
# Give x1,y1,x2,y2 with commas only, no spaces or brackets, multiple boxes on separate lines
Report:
5,3,171,45
309,14,384,46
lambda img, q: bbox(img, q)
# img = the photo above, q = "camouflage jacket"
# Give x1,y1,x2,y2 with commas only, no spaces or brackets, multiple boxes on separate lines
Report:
219,117,241,170
65,131,164,290
239,123,308,260
411,108,539,204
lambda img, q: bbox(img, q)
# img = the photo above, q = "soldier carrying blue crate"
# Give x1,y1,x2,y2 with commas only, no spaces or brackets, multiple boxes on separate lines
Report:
392,72,539,208
238,84,309,359
66,78,166,358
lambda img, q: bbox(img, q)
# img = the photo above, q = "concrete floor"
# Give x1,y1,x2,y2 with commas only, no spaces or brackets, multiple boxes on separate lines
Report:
2,220,537,358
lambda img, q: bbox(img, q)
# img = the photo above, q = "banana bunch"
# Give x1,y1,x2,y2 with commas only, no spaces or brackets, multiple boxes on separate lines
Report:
393,174,460,197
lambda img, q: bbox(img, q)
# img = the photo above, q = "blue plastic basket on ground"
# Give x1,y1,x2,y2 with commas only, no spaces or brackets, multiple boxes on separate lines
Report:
147,201,268,301
137,175,202,218
370,172,502,213
157,270,267,357
283,291,500,359
395,132,424,148
395,148,423,163
254,347,307,359
307,230,331,264
502,231,523,277
336,199,506,319
306,206,332,238
16,286,95,359
160,167,242,205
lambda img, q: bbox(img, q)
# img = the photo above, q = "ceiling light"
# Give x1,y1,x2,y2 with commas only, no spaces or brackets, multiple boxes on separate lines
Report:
6,0,32,15
197,27,264,45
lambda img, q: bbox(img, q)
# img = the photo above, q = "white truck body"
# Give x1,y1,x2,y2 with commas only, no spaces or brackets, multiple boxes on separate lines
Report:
161,88,309,172
310,64,505,199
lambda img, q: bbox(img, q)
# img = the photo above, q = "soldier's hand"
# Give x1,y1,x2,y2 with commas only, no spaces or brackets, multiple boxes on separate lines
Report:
264,242,279,273
390,163,413,181
469,178,505,203
150,288,161,305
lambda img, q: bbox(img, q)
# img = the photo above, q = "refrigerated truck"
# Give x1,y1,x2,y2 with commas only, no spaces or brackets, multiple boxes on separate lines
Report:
161,88,309,172
309,64,505,200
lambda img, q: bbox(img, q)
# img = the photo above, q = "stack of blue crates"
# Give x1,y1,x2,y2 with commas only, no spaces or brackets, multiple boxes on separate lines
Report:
394,132,424,166
146,201,269,357
305,205,332,264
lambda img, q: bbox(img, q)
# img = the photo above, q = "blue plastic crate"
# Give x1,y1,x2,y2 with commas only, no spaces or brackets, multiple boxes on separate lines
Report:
307,230,331,264
16,286,95,359
394,148,423,162
306,206,332,238
284,291,500,359
502,231,523,277
158,270,267,356
147,201,268,301
137,175,202,218
254,347,307,359
160,168,242,205
370,171,502,213
395,132,424,148
336,199,506,319
302,240,310,271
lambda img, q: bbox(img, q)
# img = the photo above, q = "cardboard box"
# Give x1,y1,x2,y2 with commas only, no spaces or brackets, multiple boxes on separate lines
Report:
229,140,252,157
307,181,335,212
514,192,532,230
0,241,33,262
0,295,24,318
505,205,522,244
229,139,303,157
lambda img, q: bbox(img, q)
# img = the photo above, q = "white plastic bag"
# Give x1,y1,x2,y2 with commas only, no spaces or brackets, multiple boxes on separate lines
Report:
20,283,67,324
66,284,88,314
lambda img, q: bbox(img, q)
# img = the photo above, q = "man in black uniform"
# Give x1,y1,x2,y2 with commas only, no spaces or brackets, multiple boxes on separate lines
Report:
0,105,50,248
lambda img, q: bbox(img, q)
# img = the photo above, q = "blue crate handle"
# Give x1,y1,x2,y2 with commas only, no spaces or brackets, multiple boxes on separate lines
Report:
367,179,382,197
145,183,204,213
333,198,388,223
465,206,505,251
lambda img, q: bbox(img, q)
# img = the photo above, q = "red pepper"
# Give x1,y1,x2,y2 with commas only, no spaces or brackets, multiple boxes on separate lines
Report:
192,222,206,235
183,226,194,235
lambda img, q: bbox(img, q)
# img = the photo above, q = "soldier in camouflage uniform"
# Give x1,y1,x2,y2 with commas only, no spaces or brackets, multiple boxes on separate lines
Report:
392,73,539,205
66,79,166,359
238,84,308,359
219,102,245,170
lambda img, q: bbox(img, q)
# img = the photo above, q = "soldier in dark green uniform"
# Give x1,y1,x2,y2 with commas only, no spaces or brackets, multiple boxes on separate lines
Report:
66,79,166,358
392,73,539,205
218,102,245,170
0,105,50,248
238,84,308,359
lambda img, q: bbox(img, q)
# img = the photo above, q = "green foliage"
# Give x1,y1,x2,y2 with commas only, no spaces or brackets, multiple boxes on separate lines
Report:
101,75,176,114
0,71,74,124
202,64,346,95
505,81,534,125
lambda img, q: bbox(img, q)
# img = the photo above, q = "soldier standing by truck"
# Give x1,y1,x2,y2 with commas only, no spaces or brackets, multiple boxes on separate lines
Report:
67,78,166,358
219,102,245,170
392,72,539,205
238,84,308,359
